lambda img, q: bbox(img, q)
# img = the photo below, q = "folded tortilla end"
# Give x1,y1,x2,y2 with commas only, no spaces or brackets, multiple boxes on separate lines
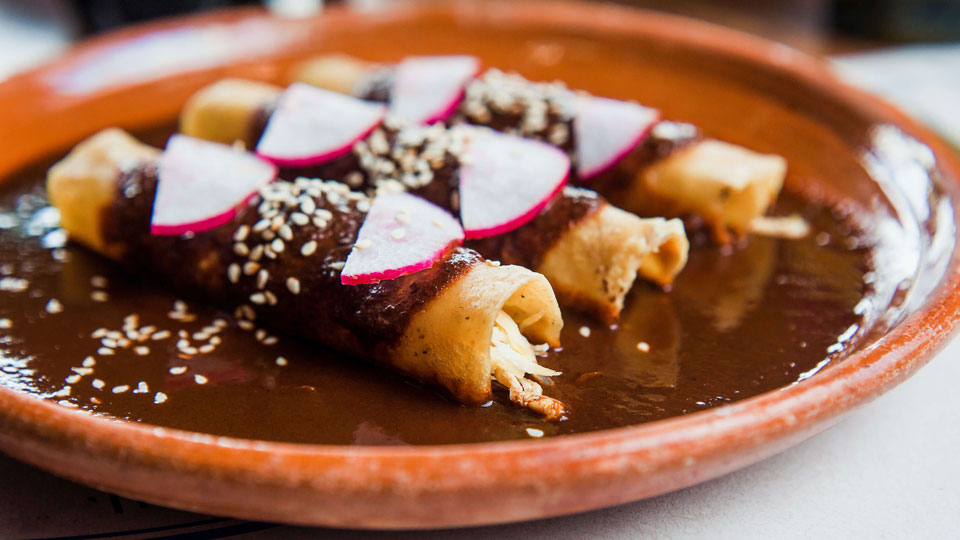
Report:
537,204,690,323
47,128,159,258
636,139,787,242
392,262,564,413
180,78,282,146
292,53,379,95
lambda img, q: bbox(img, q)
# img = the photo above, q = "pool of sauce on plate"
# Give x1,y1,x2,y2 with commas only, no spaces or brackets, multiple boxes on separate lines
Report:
0,131,872,445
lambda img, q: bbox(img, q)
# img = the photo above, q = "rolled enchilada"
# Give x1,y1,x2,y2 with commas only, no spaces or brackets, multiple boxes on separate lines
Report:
293,55,789,243
181,79,689,322
47,128,567,419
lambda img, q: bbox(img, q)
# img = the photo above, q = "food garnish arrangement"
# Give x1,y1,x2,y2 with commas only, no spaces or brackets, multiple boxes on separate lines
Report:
0,55,871,444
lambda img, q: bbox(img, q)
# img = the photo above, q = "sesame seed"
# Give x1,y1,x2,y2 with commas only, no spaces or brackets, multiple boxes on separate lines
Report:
91,379,105,389
194,374,208,385
300,240,317,256
65,374,82,384
174,300,188,312
71,367,93,376
486,260,501,267
238,320,255,331
227,263,241,283
154,392,168,404
432,219,446,229
45,299,63,314
233,242,250,256
275,356,288,366
636,341,651,352
199,344,215,354
526,428,545,438
243,261,260,275
90,290,109,302
90,275,108,288
355,239,372,250
82,357,95,367
214,318,229,328
329,261,345,270
152,330,171,341
91,328,107,338
97,347,115,356
57,400,77,408
249,244,264,261
233,225,250,242
169,366,187,375
250,292,266,305
135,346,150,356
290,212,310,226
300,198,317,215
89,397,102,404
136,381,149,394
395,211,412,224
265,291,278,306
0,318,11,329
262,336,278,346
271,238,285,253
279,224,294,241
253,218,270,232
112,385,130,394
255,329,267,341
579,326,591,338
286,277,301,295
101,338,117,348
257,269,269,289
390,228,407,240
181,346,198,355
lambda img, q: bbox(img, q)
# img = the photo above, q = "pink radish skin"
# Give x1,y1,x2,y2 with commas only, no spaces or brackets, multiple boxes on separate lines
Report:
341,192,464,286
574,95,661,179
151,135,276,236
391,55,480,125
458,129,570,239
256,83,386,167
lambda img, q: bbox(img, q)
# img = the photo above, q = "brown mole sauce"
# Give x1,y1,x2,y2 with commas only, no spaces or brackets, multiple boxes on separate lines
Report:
0,128,872,446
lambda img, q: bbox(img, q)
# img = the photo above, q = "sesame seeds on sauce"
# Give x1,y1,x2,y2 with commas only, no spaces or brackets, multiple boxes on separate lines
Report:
227,178,370,310
353,121,467,192
459,68,577,146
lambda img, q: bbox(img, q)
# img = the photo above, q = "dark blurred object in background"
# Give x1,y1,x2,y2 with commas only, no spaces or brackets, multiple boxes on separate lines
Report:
832,0,960,42
55,0,960,46
70,0,258,33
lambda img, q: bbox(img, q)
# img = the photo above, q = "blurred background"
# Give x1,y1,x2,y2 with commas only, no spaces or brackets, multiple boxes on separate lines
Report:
1,0,958,145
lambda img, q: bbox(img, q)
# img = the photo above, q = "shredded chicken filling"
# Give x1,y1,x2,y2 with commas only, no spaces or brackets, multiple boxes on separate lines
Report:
490,310,565,420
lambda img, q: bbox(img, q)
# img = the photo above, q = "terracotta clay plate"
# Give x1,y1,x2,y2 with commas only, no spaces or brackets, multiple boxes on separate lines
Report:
1,1,959,529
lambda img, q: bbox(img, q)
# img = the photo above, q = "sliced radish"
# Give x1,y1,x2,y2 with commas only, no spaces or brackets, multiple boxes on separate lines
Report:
151,135,276,235
390,55,480,125
256,83,386,167
574,95,660,179
458,129,569,239
341,191,464,285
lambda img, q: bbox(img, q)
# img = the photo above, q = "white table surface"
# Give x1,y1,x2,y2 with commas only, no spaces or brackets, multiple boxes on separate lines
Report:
1,10,958,540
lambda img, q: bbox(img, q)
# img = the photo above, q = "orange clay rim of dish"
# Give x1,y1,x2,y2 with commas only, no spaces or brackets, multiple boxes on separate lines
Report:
1,0,959,511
